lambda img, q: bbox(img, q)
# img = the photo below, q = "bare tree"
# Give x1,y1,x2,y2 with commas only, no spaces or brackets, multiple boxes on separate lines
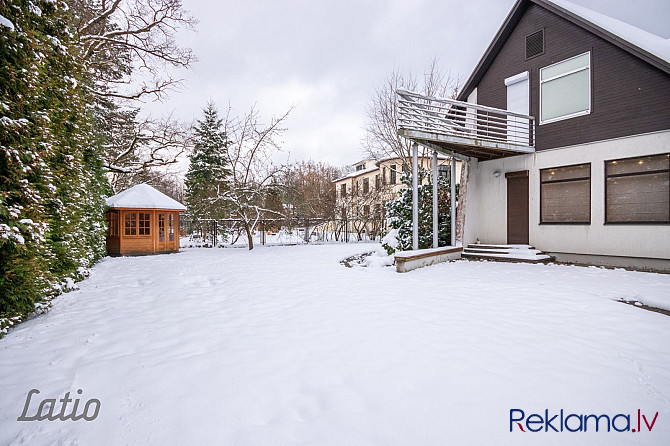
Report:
363,58,461,166
101,110,191,192
69,0,197,101
213,105,294,250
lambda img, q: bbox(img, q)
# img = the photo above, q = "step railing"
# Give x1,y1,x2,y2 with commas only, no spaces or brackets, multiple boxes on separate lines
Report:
397,89,535,148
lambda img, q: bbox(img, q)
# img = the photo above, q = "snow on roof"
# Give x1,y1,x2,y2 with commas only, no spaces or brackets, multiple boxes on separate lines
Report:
333,165,379,182
106,184,186,210
549,0,670,64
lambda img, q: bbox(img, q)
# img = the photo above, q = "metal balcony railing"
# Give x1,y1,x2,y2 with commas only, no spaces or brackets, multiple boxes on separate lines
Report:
397,89,535,151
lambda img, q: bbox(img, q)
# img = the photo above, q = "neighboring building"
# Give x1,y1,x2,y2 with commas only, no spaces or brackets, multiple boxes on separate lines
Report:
105,184,186,255
397,0,670,270
333,156,458,239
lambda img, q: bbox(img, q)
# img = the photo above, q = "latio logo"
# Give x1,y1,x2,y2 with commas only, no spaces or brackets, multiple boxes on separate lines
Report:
17,389,101,421
510,409,658,433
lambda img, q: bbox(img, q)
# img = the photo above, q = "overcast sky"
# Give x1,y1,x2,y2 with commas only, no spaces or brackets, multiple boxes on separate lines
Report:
142,0,670,169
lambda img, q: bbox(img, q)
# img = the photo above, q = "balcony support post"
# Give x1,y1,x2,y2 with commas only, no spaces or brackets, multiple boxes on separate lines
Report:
432,151,438,249
412,142,419,251
451,158,457,247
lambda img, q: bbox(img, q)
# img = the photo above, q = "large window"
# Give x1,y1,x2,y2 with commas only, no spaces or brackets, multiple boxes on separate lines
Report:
340,183,347,198
390,165,397,184
124,212,151,236
540,52,590,124
605,154,670,224
540,163,591,224
363,177,369,194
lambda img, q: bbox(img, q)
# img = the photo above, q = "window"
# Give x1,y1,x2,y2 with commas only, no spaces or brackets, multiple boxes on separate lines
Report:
439,165,449,179
158,214,165,242
169,214,175,241
340,183,347,197
363,178,369,194
605,154,670,223
139,212,151,235
382,167,387,185
540,163,591,224
540,52,590,124
375,174,381,191
356,163,365,171
402,164,410,175
390,165,397,184
124,212,137,235
363,205,370,217
106,211,119,237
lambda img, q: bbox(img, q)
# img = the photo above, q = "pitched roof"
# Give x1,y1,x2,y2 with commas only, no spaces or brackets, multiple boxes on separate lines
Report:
106,184,186,211
458,0,670,101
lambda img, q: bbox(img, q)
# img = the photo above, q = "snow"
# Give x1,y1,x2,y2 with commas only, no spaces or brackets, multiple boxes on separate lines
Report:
105,183,186,210
0,245,669,445
0,14,15,31
332,165,380,182
550,0,670,64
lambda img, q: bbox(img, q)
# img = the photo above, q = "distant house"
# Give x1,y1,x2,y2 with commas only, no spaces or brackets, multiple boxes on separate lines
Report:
105,184,186,256
398,0,670,270
333,156,458,239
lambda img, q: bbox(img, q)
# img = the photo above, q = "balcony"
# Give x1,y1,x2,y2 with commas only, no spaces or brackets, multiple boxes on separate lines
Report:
397,89,535,160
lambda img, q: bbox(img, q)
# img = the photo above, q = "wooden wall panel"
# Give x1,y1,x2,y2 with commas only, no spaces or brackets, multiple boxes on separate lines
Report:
475,3,670,152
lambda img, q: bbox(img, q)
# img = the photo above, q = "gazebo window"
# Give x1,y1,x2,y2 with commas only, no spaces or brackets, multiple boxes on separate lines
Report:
125,213,137,235
139,212,151,235
158,214,165,242
168,214,175,241
107,211,119,236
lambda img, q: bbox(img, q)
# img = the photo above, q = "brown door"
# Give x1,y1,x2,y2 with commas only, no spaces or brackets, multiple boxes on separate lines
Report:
506,171,529,245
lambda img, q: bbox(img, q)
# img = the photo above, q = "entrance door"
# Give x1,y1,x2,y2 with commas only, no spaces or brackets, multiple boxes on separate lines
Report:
506,171,529,245
505,72,529,145
157,213,167,251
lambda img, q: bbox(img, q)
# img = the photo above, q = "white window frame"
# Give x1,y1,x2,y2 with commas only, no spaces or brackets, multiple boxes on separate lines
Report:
539,51,591,125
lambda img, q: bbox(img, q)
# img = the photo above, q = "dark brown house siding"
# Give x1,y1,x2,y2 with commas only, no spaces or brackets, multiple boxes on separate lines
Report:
474,3,670,152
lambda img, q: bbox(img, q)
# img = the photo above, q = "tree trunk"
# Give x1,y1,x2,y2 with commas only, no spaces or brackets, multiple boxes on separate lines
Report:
455,160,470,244
244,223,254,250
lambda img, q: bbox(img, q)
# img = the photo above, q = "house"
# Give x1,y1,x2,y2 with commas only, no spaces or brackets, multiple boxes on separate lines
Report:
333,156,458,239
105,184,186,256
397,0,670,271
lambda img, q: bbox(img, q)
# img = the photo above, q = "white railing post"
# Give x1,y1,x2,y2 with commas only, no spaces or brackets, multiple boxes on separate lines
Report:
432,151,438,249
412,142,419,251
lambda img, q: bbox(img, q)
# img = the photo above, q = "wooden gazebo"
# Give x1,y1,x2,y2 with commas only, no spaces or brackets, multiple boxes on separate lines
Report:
105,184,186,256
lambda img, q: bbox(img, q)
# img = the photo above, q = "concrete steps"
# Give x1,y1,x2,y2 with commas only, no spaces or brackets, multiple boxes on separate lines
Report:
462,244,553,264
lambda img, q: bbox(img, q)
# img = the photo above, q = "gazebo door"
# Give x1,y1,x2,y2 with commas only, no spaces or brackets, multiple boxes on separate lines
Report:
157,213,167,251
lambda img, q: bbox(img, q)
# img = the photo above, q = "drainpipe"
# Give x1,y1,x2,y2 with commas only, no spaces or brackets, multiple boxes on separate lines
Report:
451,158,456,247
432,151,438,249
412,142,419,251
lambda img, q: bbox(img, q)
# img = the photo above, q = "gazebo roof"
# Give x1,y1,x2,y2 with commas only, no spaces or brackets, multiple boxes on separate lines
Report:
106,184,186,211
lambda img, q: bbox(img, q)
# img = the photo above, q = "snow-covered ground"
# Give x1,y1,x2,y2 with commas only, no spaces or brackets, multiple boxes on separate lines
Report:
0,244,669,445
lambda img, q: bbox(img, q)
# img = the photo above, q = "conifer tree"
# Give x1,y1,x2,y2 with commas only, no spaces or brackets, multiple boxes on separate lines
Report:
185,102,231,221
384,170,455,252
1,0,107,319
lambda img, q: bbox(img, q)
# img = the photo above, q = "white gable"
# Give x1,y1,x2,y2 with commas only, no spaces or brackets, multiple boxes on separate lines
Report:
106,184,186,211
